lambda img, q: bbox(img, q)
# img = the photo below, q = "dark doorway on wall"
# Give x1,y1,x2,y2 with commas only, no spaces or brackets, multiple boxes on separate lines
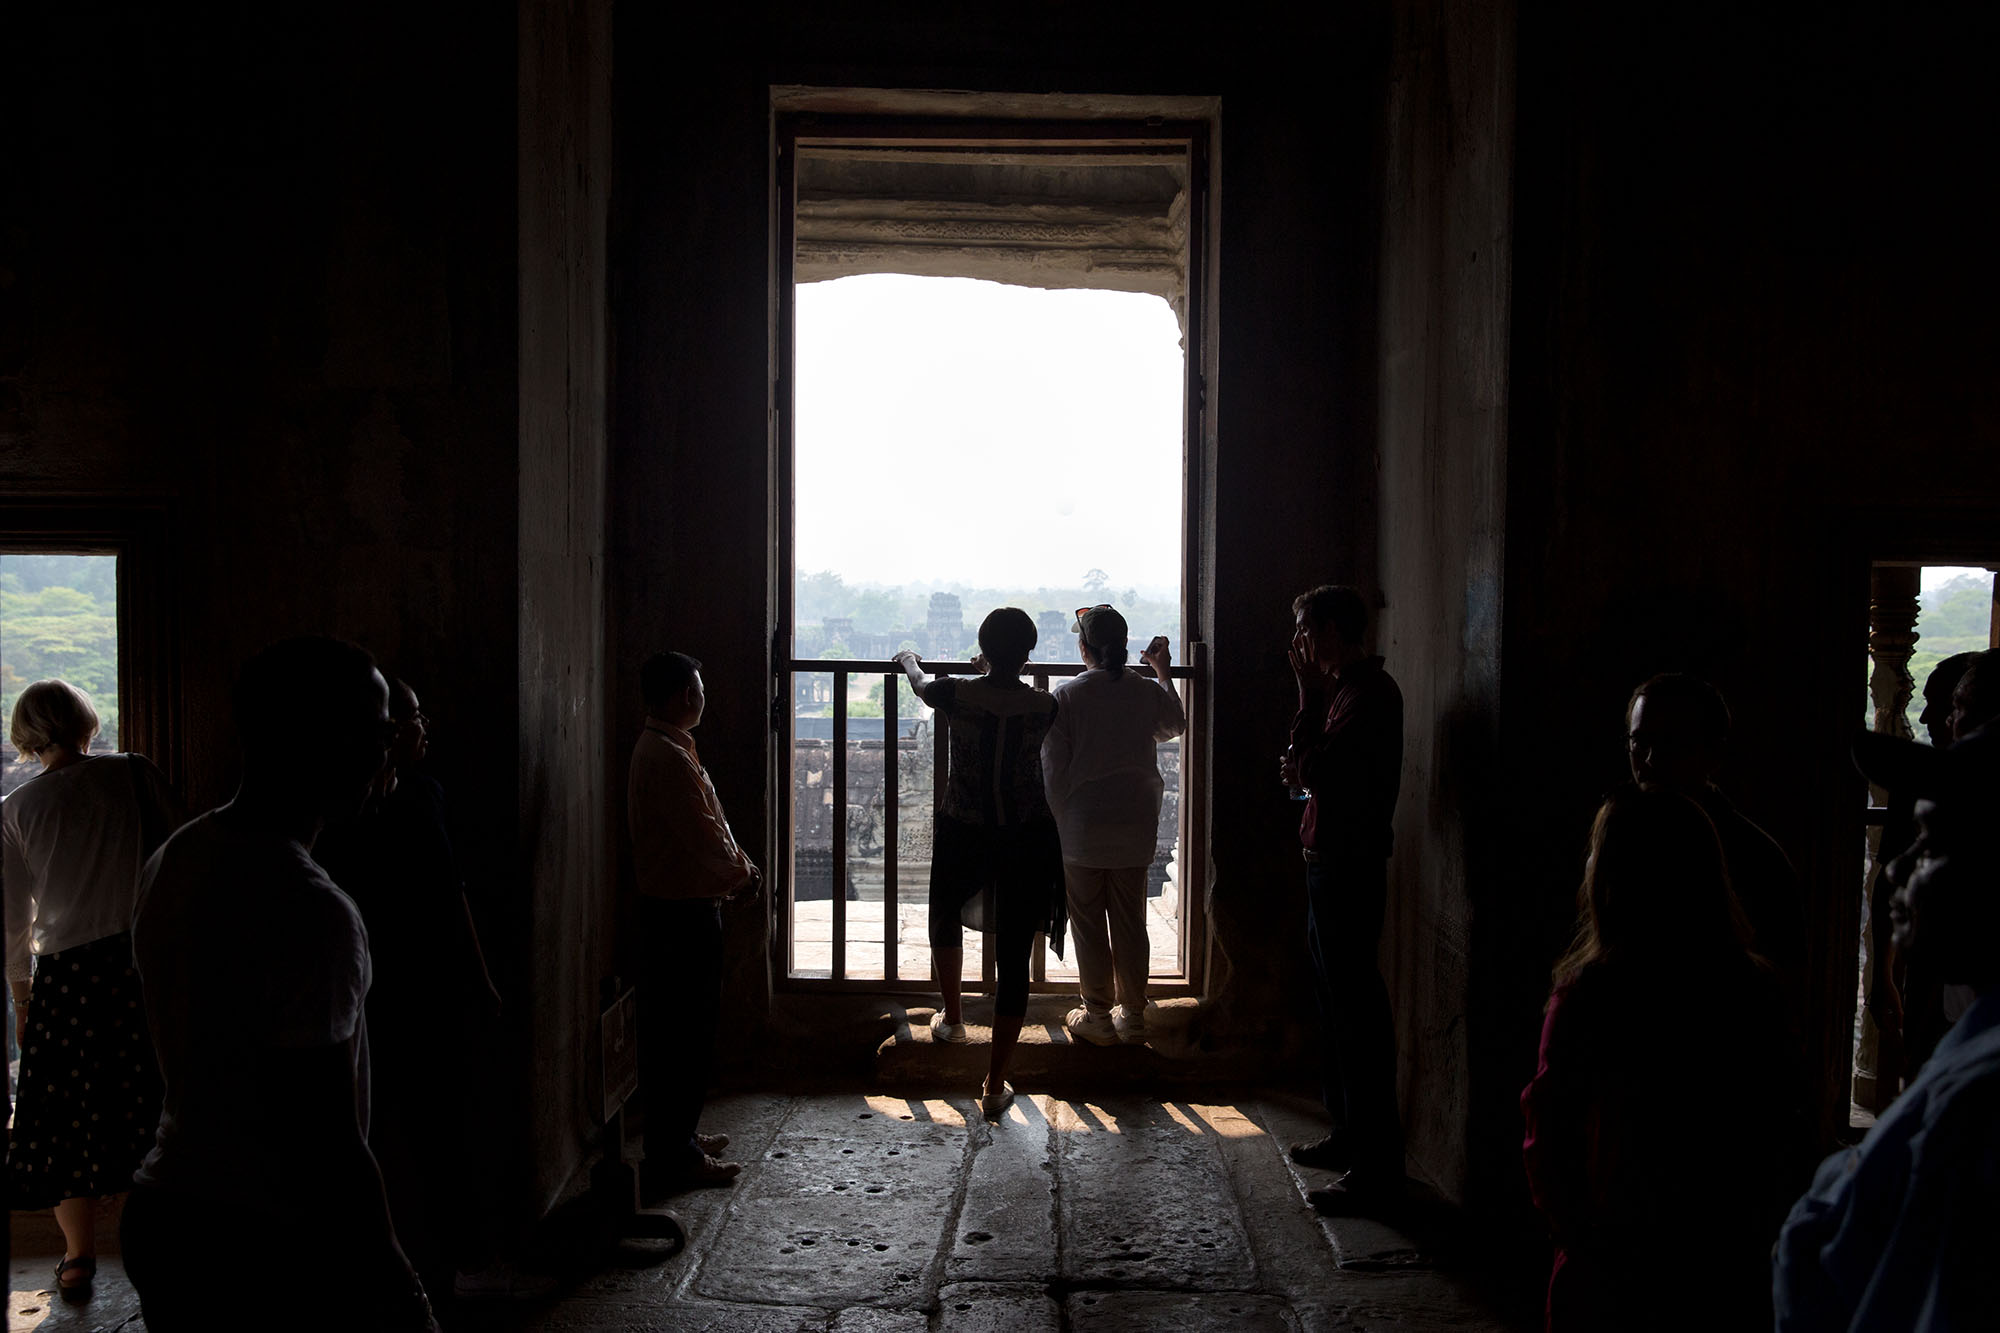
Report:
772,108,1213,997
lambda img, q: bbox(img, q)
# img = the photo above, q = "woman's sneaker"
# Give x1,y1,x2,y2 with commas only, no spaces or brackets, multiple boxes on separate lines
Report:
1113,1001,1156,1044
1064,1006,1120,1046
930,1012,969,1043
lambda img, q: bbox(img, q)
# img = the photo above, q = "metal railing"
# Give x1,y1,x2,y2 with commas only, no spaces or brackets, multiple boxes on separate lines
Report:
780,656,1198,994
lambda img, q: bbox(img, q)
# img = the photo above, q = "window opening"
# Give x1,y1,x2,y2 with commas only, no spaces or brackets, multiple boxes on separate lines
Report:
2,549,122,1106
776,119,1208,994
1852,562,1997,1128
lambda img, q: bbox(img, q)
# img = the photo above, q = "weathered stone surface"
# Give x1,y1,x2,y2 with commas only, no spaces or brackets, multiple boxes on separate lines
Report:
695,1095,967,1308
828,1306,930,1333
522,1301,822,1333
7,1249,145,1330
1251,1096,1438,1270
946,1093,1058,1283
1291,1273,1522,1333
1050,1095,1258,1290
1067,1289,1300,1331
935,1281,1064,1333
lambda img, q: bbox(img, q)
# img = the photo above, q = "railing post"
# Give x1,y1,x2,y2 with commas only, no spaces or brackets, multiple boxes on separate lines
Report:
832,671,848,982
883,673,898,981
1032,668,1051,985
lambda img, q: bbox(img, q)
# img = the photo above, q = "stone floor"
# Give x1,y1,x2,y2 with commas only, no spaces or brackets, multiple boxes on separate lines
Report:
7,1089,1534,1332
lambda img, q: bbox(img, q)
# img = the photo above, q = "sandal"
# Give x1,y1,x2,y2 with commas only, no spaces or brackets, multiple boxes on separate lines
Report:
56,1254,95,1304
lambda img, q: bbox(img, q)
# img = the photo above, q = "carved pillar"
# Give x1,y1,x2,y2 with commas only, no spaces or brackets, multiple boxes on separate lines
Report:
1855,565,1921,1110
1867,567,1921,739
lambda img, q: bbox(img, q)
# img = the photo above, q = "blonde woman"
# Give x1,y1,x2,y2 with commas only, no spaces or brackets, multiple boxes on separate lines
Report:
5,679,180,1303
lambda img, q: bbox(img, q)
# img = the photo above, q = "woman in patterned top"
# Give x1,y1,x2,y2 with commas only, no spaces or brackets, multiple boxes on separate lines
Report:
895,608,1065,1118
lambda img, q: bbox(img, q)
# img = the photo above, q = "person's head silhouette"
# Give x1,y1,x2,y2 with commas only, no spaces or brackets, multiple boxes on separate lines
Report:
232,636,392,822
1626,673,1730,794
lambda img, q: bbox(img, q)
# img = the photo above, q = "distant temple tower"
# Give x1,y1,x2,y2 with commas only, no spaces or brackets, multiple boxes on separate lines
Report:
1037,610,1073,662
926,593,964,658
823,616,854,648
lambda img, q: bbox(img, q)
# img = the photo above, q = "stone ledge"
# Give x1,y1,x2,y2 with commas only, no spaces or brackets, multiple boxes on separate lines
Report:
875,995,1272,1088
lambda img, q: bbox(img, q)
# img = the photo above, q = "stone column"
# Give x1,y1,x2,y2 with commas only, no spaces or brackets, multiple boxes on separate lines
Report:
1855,565,1920,1110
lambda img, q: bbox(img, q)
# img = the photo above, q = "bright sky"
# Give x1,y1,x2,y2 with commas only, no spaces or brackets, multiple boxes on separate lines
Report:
1922,565,1991,595
793,274,1185,592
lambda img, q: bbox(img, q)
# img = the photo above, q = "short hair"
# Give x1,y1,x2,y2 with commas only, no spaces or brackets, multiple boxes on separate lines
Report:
384,674,418,722
977,608,1037,671
1627,672,1731,744
233,637,380,757
641,652,702,710
1924,651,1982,702
1291,585,1367,644
1956,652,1999,732
9,679,101,757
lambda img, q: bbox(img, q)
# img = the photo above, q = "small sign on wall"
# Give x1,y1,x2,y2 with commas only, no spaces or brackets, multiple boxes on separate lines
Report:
600,985,639,1124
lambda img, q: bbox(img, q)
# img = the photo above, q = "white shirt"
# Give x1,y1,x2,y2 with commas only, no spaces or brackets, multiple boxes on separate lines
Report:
1042,668,1188,868
3,753,178,982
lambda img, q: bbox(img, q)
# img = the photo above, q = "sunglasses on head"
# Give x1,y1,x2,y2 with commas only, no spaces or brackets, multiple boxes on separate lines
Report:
1074,603,1113,621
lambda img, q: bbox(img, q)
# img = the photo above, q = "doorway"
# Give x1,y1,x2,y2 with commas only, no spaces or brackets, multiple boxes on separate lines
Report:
773,112,1212,996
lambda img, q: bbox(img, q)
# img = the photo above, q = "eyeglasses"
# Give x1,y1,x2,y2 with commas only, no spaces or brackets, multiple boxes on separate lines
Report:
1074,603,1113,622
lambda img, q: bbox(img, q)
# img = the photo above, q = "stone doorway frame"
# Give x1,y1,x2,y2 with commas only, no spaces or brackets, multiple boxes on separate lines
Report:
768,95,1218,998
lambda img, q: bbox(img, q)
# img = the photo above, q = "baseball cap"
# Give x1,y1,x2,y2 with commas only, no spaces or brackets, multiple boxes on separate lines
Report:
1070,604,1128,644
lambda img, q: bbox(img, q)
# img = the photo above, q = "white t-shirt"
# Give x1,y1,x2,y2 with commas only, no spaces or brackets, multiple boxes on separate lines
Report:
1042,668,1188,868
132,809,371,1206
3,753,178,982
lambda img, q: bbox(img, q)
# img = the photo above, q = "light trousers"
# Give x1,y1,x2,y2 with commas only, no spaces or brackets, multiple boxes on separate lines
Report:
1063,863,1151,1015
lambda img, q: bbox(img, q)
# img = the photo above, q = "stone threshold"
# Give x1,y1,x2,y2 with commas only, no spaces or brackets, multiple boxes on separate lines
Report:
875,994,1272,1089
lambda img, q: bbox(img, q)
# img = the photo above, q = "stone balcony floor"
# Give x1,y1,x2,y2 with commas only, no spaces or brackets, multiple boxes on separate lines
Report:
8,1089,1532,1332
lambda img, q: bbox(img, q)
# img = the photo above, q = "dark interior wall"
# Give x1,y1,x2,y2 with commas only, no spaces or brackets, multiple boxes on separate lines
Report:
606,30,778,1046
605,7,1394,1063
3,0,528,1197
1374,0,1515,1205
518,0,614,1208
1498,0,2000,1194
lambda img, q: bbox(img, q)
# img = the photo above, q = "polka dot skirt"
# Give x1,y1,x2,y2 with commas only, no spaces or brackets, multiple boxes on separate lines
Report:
7,932,163,1208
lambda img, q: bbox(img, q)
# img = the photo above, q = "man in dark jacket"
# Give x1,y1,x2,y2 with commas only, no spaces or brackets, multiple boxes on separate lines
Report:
1280,585,1405,1212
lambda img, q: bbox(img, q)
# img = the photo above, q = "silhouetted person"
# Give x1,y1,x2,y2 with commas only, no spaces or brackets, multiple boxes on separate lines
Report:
1522,788,1801,1333
1042,605,1185,1047
1280,585,1405,1211
1918,651,1983,749
124,637,436,1331
895,607,1066,1119
313,676,528,1305
4,679,181,1304
1624,673,1804,996
1943,649,1996,744
629,652,759,1193
1776,724,2000,1330
1867,651,1991,1088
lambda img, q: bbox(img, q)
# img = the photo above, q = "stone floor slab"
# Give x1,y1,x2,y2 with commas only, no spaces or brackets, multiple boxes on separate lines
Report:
694,1095,968,1308
1049,1095,1258,1291
9,1246,145,1331
946,1094,1058,1283
1067,1289,1299,1331
521,1300,822,1333
935,1282,1063,1333
827,1307,929,1333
